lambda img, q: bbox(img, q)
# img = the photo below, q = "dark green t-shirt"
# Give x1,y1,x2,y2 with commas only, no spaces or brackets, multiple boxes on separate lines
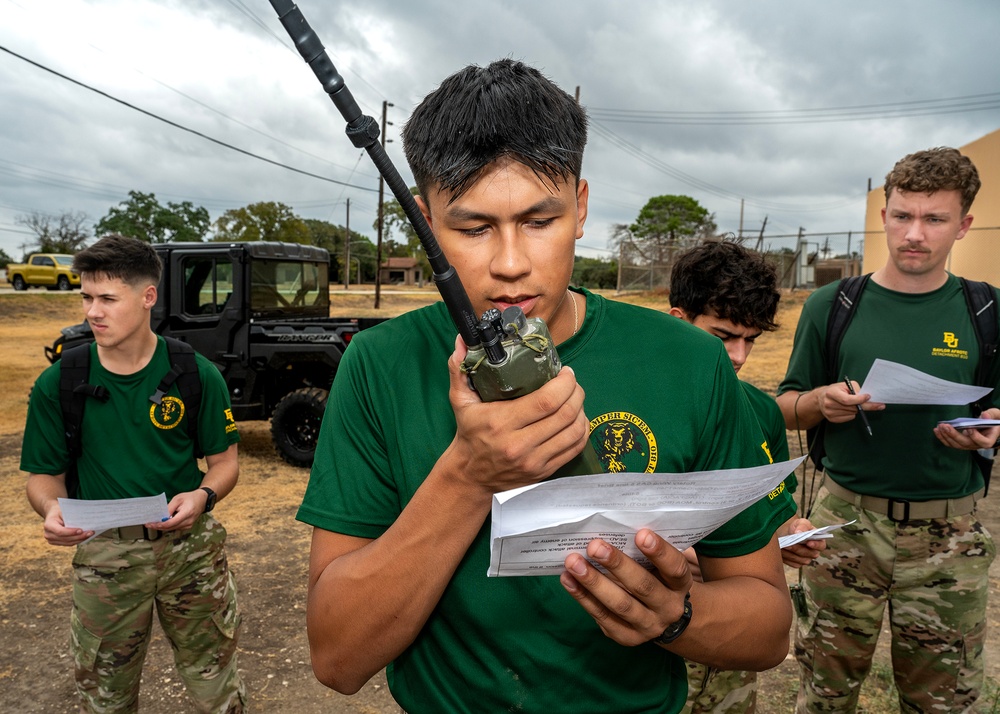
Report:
741,380,796,494
299,289,795,714
21,337,240,499
778,274,1000,500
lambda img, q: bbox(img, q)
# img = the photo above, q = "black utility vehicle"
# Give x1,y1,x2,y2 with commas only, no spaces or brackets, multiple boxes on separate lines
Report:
46,241,384,467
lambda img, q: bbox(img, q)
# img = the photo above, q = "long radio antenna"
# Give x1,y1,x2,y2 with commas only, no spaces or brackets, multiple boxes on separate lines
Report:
269,0,481,347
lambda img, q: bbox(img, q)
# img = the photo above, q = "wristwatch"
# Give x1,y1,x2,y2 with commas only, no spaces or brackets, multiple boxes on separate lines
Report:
200,487,217,513
652,593,692,646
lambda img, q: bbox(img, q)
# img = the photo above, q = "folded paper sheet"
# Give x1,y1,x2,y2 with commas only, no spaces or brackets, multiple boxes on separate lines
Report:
488,457,804,577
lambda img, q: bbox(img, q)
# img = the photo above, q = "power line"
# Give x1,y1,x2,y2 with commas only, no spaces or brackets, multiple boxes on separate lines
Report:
134,70,378,180
225,0,390,113
0,44,378,193
589,92,1000,126
590,120,866,214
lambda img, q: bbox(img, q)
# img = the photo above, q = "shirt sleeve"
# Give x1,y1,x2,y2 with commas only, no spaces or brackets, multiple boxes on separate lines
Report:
694,350,796,557
19,364,71,476
297,336,397,538
195,357,241,456
777,289,831,398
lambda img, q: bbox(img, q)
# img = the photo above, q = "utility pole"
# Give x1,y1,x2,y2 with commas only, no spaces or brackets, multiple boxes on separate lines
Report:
754,216,767,252
796,226,807,289
375,100,393,308
343,197,351,290
738,198,744,241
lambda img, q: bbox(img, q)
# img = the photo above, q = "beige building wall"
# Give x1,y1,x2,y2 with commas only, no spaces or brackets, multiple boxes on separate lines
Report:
864,127,1000,284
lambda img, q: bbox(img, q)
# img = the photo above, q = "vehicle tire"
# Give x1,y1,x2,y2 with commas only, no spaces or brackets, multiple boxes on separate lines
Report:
57,275,71,290
12,275,26,291
270,387,328,468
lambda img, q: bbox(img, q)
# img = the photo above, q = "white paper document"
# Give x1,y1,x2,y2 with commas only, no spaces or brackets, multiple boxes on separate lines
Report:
938,417,1000,430
59,493,170,535
859,358,993,405
487,457,805,577
778,520,856,549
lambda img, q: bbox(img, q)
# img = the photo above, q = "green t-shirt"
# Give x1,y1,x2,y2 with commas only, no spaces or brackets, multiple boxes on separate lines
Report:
778,274,1000,500
20,337,240,499
299,289,795,714
741,380,796,494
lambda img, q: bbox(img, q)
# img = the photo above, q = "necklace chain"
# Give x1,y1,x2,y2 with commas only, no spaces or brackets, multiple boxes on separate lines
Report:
570,290,579,336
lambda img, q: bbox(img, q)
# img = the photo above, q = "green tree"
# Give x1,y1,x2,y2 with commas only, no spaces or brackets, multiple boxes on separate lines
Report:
379,189,429,277
346,237,379,283
571,256,618,289
629,195,717,263
0,247,13,269
95,191,209,243
213,202,310,244
303,219,377,283
16,210,90,255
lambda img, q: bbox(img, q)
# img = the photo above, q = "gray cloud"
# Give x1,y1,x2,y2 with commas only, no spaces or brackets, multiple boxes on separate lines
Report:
1,0,998,259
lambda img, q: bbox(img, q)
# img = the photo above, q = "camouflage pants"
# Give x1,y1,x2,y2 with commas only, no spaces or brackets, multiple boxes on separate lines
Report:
683,660,756,713
795,485,994,714
70,514,245,714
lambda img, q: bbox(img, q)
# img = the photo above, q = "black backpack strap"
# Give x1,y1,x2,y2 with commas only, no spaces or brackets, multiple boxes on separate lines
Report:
58,343,109,497
960,278,999,495
159,337,203,458
823,274,871,381
806,274,872,471
960,278,999,396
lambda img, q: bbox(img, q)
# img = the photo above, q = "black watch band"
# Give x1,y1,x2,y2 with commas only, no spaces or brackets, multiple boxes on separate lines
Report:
652,593,692,646
200,487,217,513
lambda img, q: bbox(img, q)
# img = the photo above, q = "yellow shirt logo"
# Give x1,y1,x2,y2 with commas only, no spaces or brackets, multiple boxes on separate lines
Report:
761,440,774,464
943,332,959,349
150,396,185,430
589,411,657,473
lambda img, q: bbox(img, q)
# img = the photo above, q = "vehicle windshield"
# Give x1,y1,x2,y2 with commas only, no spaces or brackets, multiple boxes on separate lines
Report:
251,260,329,313
53,255,74,266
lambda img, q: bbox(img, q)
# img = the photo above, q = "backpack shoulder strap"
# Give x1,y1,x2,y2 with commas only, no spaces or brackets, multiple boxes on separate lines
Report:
59,343,93,460
959,278,999,390
806,274,872,473
958,278,998,495
59,343,109,497
823,273,872,382
159,337,203,457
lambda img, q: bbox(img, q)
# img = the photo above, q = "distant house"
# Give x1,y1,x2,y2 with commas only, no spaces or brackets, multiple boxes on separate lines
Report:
379,256,423,286
864,127,1000,284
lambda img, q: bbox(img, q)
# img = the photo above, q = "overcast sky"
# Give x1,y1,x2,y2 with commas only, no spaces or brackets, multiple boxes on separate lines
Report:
2,0,999,263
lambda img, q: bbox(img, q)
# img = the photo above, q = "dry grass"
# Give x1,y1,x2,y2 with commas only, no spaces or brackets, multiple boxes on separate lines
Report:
2,286,993,714
0,286,805,604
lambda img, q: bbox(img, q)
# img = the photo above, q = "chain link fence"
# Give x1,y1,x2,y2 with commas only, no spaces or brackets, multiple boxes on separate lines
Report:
615,227,1000,294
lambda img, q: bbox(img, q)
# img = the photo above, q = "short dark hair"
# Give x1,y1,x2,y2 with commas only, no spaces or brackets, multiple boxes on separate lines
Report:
669,240,780,332
402,59,588,203
73,234,162,286
884,147,981,214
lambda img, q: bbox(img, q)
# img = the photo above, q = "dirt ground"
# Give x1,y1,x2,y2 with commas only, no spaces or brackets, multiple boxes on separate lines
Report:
1,289,999,713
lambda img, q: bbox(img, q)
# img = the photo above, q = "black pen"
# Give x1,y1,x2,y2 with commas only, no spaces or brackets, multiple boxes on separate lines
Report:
843,375,873,436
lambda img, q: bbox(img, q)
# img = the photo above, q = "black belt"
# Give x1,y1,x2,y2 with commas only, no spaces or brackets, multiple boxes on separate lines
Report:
824,478,982,523
100,525,163,541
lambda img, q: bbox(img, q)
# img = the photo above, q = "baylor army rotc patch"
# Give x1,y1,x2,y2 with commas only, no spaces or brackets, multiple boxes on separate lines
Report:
590,411,657,473
150,396,186,430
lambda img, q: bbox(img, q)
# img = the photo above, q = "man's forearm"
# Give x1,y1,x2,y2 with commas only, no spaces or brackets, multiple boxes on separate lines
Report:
306,457,496,694
670,566,791,670
201,444,239,501
25,472,68,519
777,388,825,431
